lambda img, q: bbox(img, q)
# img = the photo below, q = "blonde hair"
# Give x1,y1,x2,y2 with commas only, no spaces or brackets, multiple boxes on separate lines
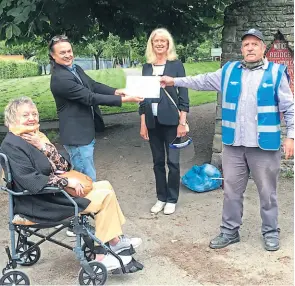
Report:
4,97,36,127
145,28,177,64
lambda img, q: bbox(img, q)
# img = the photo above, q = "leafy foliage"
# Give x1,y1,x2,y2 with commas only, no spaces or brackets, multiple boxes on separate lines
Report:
0,0,232,43
0,59,41,79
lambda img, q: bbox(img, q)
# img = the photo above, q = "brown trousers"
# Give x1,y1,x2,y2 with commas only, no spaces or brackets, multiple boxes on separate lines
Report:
82,181,126,243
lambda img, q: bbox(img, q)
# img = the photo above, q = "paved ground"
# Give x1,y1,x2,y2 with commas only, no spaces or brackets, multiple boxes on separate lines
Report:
0,102,293,285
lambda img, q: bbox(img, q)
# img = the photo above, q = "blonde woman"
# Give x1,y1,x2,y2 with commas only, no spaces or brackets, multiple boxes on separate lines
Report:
139,28,189,215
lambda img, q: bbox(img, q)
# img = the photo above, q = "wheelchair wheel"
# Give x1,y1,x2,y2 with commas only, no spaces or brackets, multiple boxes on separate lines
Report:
16,241,41,266
78,261,107,285
0,270,30,285
82,243,96,262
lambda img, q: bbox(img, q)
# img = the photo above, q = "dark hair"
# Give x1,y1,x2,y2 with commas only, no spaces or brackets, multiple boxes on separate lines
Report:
48,35,69,52
48,35,70,69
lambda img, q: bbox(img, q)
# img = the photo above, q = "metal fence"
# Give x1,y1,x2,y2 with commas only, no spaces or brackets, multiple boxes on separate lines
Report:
43,57,115,74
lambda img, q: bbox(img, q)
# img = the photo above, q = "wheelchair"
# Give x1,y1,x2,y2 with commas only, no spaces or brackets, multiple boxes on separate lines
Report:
0,152,143,285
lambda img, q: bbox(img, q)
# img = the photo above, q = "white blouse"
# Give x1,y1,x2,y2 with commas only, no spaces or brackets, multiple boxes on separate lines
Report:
151,64,165,116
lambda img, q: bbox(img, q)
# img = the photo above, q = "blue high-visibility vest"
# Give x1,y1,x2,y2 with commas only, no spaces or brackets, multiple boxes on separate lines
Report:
221,61,287,150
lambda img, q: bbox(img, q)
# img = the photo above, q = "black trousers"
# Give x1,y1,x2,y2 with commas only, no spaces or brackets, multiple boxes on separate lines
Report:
148,118,180,203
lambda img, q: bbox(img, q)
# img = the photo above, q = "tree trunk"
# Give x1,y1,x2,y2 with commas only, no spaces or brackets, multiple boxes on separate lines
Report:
94,49,103,70
94,54,100,70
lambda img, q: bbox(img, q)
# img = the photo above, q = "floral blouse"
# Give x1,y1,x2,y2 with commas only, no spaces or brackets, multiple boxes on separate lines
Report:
43,143,70,189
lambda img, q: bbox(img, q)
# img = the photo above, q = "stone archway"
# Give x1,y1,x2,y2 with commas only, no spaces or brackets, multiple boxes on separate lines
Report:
211,0,294,172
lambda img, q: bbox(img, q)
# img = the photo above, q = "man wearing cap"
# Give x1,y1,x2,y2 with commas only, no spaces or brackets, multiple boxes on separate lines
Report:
160,29,294,251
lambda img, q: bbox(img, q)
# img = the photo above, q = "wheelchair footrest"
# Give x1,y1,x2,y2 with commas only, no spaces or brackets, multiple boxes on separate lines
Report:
116,244,136,256
111,258,144,275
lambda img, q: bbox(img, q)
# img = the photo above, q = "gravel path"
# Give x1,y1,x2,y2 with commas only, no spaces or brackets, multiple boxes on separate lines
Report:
0,103,293,285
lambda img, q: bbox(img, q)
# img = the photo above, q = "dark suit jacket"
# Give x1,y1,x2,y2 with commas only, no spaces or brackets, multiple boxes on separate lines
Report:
1,133,90,224
50,63,122,145
139,60,189,129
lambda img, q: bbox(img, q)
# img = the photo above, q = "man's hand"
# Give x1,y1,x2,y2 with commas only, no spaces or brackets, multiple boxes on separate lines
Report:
160,76,175,88
20,132,43,150
121,95,144,103
114,89,126,96
140,122,149,140
283,138,294,159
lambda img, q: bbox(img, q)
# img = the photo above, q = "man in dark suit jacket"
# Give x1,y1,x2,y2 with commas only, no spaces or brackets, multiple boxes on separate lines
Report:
49,35,143,182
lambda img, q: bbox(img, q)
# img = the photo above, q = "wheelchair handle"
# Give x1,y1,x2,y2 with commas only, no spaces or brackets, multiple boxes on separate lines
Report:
0,152,12,184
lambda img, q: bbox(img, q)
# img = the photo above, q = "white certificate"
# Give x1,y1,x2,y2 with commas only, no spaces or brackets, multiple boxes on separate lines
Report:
125,76,160,98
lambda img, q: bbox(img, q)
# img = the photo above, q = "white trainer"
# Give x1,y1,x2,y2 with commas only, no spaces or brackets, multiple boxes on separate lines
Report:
110,236,142,253
66,229,76,237
98,253,132,271
129,237,142,248
163,203,176,215
151,200,166,214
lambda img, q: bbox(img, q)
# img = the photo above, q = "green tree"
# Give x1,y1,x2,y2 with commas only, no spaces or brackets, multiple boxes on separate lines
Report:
196,40,212,59
75,23,106,70
0,39,40,59
33,45,49,74
0,0,233,44
128,34,147,64
102,33,130,68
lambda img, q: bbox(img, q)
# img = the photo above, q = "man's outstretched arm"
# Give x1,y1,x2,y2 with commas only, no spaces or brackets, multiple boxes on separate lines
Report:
160,68,222,92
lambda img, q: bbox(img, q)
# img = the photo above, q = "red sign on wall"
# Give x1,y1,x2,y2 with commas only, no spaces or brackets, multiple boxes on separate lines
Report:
266,39,294,93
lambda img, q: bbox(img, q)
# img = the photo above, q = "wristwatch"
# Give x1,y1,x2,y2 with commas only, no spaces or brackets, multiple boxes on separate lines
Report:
179,122,186,126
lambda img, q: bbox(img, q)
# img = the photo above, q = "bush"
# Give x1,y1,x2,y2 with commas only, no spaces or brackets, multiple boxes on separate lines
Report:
0,60,41,79
186,56,195,63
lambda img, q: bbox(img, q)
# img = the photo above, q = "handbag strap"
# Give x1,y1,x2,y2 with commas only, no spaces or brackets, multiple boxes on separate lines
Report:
162,88,181,118
162,88,178,109
152,64,179,113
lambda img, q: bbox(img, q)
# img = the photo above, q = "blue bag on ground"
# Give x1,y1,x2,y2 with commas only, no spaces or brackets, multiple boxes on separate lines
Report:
181,164,222,192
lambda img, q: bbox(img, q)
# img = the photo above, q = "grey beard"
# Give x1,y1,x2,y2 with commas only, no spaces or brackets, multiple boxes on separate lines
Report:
241,58,265,70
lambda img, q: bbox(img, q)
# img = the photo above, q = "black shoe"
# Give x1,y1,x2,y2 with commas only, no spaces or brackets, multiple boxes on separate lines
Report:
263,235,279,251
209,232,240,249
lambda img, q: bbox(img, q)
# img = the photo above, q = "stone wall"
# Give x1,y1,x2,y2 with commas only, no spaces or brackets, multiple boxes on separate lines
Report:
211,0,294,172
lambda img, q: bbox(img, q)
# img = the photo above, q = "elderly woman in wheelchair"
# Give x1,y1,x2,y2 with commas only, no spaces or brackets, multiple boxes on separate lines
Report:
0,97,143,285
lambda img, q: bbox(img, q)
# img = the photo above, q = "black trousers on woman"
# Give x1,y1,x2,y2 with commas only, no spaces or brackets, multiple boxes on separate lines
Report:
148,117,180,204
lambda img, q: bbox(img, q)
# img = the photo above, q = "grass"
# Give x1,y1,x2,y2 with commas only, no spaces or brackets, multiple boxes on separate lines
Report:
281,169,294,179
0,62,220,123
0,68,127,124
184,62,220,106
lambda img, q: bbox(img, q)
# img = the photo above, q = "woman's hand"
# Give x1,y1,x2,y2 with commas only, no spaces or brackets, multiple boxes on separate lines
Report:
140,122,149,140
177,124,187,138
67,177,85,197
20,132,44,150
